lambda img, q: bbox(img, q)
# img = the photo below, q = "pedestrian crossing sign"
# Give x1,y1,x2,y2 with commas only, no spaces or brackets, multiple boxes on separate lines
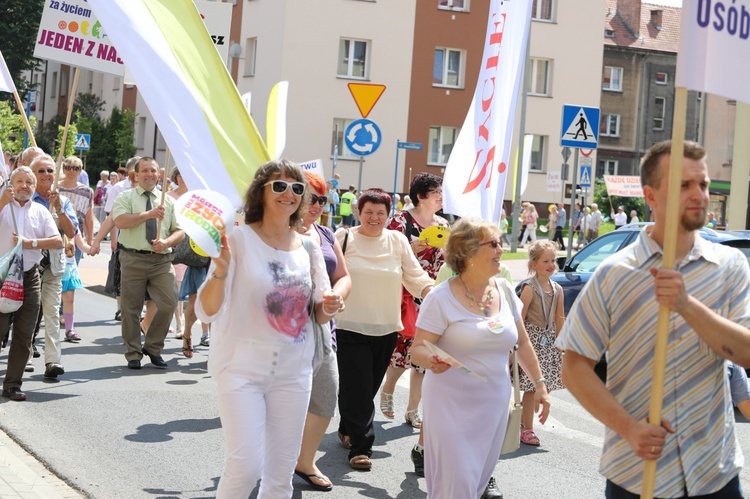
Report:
74,133,90,151
579,165,592,188
560,105,600,149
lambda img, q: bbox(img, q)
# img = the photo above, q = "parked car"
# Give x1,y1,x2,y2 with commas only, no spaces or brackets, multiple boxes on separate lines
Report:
539,223,750,314
516,223,750,381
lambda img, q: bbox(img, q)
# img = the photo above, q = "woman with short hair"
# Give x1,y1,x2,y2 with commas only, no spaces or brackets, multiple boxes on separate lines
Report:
335,188,433,471
411,218,550,499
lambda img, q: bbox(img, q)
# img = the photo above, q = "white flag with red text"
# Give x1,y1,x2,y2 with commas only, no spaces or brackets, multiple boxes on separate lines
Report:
443,0,532,222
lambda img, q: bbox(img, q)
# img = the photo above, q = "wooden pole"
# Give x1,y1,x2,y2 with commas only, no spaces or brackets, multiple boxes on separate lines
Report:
156,147,170,239
640,86,688,499
53,67,80,192
12,91,36,147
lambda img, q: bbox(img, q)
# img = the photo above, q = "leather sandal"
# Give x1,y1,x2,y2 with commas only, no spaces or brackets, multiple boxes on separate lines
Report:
404,409,422,429
338,432,351,449
521,428,540,446
349,455,372,471
182,337,193,358
380,392,395,419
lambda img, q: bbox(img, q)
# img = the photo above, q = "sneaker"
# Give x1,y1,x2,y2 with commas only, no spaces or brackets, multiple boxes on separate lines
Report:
200,334,210,347
24,360,34,373
481,476,504,499
44,363,65,379
410,445,424,477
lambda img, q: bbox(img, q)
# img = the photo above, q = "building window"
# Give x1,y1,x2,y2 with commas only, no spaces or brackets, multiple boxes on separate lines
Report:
244,37,257,77
332,118,359,159
530,135,547,172
654,97,666,130
51,72,57,98
599,114,620,137
605,29,615,37
428,126,459,165
597,159,618,177
531,0,554,21
527,58,551,96
438,0,469,12
655,72,668,85
602,66,623,91
136,116,147,149
433,48,464,88
60,69,68,98
338,38,369,79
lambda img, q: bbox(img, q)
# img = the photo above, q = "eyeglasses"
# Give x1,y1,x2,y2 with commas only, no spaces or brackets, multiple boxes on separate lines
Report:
309,194,327,206
36,168,54,174
428,189,443,196
479,240,502,250
264,180,305,196
64,166,81,171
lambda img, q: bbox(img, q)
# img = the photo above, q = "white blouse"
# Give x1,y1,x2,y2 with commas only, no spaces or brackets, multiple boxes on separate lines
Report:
196,226,331,378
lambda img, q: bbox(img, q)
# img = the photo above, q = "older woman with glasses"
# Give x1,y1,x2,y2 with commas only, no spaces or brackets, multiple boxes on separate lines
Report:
292,172,352,491
335,188,433,471
196,160,344,499
411,218,550,499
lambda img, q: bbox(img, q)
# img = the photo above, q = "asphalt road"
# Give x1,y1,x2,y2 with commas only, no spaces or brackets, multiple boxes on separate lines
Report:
2,247,750,498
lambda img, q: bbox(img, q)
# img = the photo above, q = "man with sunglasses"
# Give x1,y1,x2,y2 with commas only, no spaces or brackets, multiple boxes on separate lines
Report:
30,154,78,379
113,156,184,370
0,166,63,400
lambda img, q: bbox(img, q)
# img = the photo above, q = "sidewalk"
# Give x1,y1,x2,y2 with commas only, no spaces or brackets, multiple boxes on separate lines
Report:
0,430,82,498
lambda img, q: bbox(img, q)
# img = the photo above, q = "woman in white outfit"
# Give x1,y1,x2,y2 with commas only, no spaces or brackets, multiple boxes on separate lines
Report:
196,160,343,499
519,204,539,247
411,218,550,499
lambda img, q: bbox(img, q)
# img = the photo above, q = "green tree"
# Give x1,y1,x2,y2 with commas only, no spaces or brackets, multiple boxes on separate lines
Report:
54,122,77,159
0,0,45,97
73,93,106,120
0,101,36,155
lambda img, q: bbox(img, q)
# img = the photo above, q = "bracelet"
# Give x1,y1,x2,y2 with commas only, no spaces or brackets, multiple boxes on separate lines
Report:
321,304,337,317
211,271,227,281
533,377,547,386
556,315,565,319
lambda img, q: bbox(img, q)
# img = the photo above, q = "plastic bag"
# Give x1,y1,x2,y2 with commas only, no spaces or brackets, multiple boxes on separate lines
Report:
0,239,24,313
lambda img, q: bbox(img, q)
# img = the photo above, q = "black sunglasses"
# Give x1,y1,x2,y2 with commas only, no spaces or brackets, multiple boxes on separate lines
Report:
479,240,502,249
264,180,305,196
64,166,81,171
36,168,55,174
310,194,327,206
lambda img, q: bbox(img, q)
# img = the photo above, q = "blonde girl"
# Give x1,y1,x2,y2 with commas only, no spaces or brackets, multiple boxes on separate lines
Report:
517,240,564,446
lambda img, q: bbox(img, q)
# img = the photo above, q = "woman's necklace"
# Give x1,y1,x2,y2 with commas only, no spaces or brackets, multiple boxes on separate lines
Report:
459,276,494,316
258,223,288,250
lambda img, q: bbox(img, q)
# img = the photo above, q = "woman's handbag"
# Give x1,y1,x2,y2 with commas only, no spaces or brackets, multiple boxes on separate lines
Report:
399,287,418,338
501,344,522,455
498,278,521,455
172,236,210,267
300,237,334,373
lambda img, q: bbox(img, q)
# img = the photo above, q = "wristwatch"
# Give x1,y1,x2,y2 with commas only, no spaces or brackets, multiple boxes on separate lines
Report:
31,239,38,249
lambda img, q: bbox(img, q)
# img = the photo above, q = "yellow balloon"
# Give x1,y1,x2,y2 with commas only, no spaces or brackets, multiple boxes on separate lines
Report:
189,237,209,257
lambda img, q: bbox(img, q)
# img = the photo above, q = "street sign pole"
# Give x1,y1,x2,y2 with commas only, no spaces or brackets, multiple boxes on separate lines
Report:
392,140,400,215
357,156,364,194
566,148,580,261
332,124,339,179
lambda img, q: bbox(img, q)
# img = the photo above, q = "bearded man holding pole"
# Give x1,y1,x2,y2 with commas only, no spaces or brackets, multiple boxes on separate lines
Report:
558,140,750,498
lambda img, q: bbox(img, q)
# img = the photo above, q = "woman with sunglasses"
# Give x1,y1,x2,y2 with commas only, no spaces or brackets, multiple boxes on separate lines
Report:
196,160,342,499
293,172,352,491
410,218,550,499
334,188,433,471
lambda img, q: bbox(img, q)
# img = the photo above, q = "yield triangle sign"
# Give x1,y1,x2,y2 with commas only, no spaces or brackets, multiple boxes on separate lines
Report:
347,83,386,119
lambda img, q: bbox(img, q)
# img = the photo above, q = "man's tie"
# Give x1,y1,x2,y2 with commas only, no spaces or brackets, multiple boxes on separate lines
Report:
144,191,157,244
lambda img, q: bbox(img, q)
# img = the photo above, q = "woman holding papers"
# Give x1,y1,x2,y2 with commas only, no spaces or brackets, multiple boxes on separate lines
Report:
411,218,550,499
